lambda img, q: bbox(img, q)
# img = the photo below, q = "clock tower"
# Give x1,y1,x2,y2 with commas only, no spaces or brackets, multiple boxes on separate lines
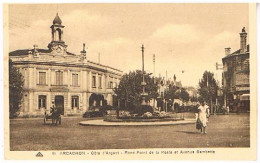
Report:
48,13,67,54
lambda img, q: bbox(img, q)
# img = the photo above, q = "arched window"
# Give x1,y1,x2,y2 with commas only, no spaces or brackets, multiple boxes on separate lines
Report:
56,28,62,41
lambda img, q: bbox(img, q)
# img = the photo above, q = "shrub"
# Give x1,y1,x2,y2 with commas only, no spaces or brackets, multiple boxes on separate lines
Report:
143,112,153,117
152,111,168,118
135,105,154,116
83,110,103,118
99,105,114,114
120,111,131,117
158,111,167,117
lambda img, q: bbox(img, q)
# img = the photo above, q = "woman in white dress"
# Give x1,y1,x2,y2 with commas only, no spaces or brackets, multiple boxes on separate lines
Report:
198,101,208,134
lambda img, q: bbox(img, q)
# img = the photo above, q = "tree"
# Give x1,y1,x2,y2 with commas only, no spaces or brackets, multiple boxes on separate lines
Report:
179,88,190,102
191,96,198,102
114,70,158,111
165,86,189,102
164,85,179,100
198,71,218,106
9,59,24,118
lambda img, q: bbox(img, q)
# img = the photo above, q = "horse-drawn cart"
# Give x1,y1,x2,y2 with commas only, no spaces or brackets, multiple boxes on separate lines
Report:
43,107,62,125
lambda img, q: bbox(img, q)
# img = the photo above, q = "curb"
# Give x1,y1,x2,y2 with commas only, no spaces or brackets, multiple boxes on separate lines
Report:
79,119,196,126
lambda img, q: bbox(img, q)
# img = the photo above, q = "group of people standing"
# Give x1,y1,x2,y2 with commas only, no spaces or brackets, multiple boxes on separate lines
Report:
195,101,210,134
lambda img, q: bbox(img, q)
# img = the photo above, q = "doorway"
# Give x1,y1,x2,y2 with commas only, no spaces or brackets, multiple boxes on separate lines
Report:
55,95,64,115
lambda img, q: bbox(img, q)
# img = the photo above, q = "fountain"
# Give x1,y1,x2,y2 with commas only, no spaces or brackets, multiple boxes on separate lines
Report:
79,45,195,126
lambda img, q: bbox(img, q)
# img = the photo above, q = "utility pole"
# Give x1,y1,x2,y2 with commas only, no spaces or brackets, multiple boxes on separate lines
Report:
98,53,100,64
153,54,156,108
142,45,145,90
153,54,155,77
141,44,147,105
165,70,168,112
216,62,225,107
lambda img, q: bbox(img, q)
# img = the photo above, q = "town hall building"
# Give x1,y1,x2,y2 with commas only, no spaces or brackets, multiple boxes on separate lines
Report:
9,13,123,116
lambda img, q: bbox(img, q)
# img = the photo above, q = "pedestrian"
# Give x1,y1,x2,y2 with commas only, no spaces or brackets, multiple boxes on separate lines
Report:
198,101,208,134
226,106,230,115
213,104,217,115
205,103,210,121
195,103,202,131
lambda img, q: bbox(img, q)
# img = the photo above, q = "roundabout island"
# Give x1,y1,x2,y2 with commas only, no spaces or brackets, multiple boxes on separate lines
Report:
79,118,196,126
79,111,196,126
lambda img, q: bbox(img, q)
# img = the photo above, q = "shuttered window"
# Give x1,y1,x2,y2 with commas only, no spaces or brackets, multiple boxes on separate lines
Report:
71,96,79,109
72,73,78,86
56,71,63,85
38,95,46,109
39,72,46,85
92,76,96,88
98,76,102,88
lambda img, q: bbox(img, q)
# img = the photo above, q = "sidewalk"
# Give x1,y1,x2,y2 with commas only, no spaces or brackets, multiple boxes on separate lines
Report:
10,115,89,121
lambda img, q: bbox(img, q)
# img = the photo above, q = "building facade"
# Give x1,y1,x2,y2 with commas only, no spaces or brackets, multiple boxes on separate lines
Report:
9,14,123,116
222,27,250,112
155,74,182,111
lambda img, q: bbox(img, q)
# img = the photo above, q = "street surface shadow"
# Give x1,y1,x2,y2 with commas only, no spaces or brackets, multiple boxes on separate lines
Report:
176,131,201,134
42,123,60,126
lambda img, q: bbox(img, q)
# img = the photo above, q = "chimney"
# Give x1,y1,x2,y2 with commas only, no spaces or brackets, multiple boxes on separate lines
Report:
80,43,87,63
240,27,247,54
225,47,231,56
33,44,39,57
81,43,86,54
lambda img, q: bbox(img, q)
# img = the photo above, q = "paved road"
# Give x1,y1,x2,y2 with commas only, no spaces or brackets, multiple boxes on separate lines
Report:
10,113,250,150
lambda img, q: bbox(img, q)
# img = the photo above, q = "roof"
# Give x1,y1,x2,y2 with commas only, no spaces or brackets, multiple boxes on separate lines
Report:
175,81,182,88
9,49,51,56
9,49,76,56
222,44,249,60
53,13,62,25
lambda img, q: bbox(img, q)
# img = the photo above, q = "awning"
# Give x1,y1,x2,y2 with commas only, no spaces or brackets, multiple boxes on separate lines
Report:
240,94,250,101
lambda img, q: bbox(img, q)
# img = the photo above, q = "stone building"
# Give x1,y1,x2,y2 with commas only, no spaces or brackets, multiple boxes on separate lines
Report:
9,13,123,116
155,74,182,111
222,27,250,112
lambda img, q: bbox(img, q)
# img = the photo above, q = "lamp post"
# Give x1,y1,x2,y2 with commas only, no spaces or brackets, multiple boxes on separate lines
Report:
141,44,148,105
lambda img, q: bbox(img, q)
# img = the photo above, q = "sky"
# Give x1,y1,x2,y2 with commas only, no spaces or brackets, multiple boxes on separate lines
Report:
8,3,249,87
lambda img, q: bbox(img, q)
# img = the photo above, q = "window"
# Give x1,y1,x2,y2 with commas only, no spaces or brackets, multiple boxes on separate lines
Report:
56,71,63,85
71,96,79,109
92,76,96,88
109,81,113,89
244,59,249,71
38,95,46,109
98,76,102,88
39,72,46,85
72,73,78,86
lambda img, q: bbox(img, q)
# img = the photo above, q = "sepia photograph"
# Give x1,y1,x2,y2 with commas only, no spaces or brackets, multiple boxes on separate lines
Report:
3,2,257,160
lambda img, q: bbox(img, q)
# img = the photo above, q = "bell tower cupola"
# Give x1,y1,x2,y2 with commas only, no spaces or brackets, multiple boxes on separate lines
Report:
48,13,67,53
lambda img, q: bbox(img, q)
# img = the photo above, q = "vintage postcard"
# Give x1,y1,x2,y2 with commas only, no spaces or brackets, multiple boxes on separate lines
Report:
3,3,257,160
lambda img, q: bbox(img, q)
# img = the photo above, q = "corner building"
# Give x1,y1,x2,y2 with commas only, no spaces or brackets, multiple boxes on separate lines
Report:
222,27,250,112
9,14,123,116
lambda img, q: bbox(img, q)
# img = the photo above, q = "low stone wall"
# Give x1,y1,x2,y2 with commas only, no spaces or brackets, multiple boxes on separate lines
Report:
104,115,184,122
